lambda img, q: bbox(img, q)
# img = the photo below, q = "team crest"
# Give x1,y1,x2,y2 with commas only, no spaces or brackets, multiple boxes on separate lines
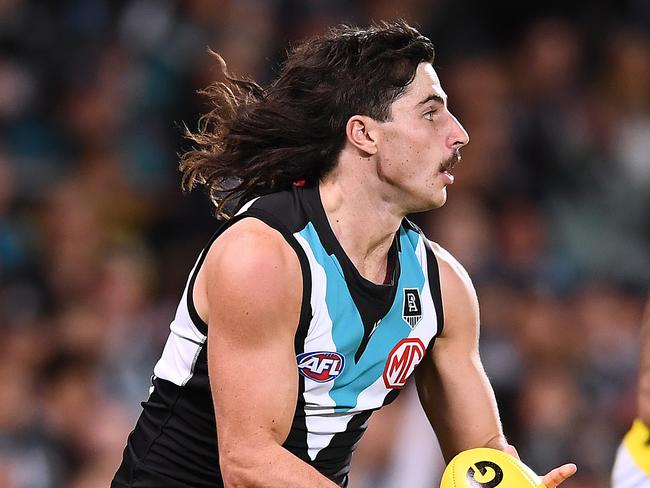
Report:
402,288,422,328
296,351,345,383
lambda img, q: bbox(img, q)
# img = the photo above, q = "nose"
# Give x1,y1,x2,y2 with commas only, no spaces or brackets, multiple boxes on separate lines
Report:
448,113,470,149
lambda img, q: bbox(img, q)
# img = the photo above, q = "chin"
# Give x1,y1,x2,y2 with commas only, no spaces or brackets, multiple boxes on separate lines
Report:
410,189,447,214
429,188,448,209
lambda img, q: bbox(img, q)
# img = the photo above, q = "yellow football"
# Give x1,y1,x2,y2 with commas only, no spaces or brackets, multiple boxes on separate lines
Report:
440,448,544,488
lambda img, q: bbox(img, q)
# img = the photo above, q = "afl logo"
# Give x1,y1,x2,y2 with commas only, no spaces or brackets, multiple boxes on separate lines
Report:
296,351,345,383
466,461,504,488
383,338,426,389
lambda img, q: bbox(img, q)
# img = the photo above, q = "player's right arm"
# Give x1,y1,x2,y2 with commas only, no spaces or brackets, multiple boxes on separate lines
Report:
198,218,339,487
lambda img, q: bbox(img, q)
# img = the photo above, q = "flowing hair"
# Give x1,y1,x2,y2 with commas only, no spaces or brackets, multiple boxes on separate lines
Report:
180,20,435,218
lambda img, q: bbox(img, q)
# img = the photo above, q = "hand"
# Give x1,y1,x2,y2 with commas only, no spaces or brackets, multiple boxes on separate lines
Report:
540,464,577,488
503,444,577,487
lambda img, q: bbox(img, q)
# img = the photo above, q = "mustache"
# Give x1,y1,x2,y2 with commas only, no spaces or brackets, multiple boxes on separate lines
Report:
440,149,461,173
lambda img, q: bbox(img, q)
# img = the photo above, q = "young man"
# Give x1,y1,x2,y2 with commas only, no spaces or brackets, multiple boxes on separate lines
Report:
112,21,576,487
612,299,650,487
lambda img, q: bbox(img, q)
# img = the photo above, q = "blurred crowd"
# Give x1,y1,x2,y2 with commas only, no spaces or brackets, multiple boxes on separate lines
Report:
0,1,648,487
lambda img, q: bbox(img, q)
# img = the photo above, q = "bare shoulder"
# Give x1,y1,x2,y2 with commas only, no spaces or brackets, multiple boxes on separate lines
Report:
427,240,479,337
206,217,299,273
197,217,302,330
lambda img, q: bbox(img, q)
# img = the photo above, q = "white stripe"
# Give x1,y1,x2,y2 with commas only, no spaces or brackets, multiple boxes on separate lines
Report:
235,196,261,215
154,256,207,386
156,192,261,384
294,231,342,460
415,236,441,337
303,411,358,461
413,235,442,338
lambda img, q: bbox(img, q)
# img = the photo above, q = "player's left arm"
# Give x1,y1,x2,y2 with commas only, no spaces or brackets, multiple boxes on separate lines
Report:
415,242,576,487
415,242,506,460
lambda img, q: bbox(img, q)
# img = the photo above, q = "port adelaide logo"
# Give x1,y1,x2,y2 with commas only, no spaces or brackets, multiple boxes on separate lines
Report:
296,351,345,383
402,288,422,328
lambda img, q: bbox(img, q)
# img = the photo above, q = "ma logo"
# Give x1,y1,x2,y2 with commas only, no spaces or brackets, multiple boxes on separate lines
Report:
383,338,425,389
296,351,345,383
466,461,504,488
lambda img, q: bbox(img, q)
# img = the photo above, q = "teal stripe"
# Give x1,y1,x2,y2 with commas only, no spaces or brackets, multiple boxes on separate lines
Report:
298,224,426,412
403,226,422,251
332,227,425,409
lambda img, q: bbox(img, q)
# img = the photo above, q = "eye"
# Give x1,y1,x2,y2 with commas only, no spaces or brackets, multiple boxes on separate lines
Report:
424,109,437,121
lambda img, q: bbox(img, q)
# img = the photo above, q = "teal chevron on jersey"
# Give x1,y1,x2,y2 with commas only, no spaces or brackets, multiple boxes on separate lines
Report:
296,221,433,414
331,226,426,411
403,225,422,250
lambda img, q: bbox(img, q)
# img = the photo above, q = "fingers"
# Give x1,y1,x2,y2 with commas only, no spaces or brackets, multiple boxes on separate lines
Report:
541,463,577,488
503,444,520,460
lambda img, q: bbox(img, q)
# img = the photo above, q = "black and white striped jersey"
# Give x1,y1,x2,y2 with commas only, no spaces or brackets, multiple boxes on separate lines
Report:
112,185,444,487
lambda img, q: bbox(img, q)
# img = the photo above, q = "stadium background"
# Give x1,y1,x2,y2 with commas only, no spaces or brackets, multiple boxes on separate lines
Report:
0,0,648,486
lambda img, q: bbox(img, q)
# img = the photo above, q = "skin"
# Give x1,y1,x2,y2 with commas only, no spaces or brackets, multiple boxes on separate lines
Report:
193,62,576,486
198,219,337,487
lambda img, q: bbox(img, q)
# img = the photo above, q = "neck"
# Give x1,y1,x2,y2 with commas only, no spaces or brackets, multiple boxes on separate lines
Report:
318,167,403,284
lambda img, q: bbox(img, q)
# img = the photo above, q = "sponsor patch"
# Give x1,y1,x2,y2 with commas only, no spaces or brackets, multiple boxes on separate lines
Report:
296,351,345,383
383,338,426,388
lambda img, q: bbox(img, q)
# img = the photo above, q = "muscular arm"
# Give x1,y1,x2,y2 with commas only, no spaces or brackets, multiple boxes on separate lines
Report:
201,219,338,488
415,243,508,462
416,242,576,487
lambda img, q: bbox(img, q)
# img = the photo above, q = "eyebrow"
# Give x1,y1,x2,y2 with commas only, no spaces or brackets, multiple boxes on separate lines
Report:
416,94,446,107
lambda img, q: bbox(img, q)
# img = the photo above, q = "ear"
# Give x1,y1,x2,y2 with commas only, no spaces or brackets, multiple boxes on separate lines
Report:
345,115,378,156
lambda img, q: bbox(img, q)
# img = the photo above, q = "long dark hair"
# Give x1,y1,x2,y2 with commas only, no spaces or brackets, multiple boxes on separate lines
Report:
180,20,435,218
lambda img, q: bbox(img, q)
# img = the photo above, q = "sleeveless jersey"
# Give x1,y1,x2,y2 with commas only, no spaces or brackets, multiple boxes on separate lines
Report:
112,185,444,487
612,419,650,488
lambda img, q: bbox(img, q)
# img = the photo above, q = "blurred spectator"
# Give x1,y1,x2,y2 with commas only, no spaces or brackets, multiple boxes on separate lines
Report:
0,1,647,487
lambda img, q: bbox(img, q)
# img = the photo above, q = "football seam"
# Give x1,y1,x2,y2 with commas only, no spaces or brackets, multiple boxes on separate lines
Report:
507,458,540,486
